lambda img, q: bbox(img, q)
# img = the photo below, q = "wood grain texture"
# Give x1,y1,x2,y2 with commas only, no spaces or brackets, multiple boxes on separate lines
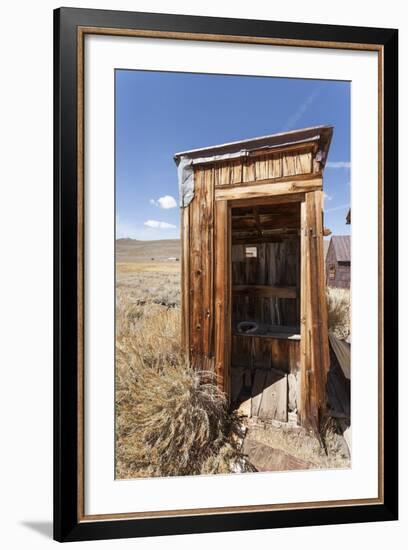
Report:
189,167,204,364
232,335,300,373
215,178,322,201
181,206,190,358
214,199,229,392
212,147,314,187
299,191,330,433
201,167,215,367
186,166,215,371
231,240,300,328
258,371,288,422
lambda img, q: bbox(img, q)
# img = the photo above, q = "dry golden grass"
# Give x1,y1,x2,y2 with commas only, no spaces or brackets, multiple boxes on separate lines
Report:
326,287,351,340
117,261,181,274
115,260,351,479
115,274,252,479
116,263,181,308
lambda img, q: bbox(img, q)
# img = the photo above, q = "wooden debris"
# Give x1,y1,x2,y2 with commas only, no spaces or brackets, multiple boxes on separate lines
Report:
329,333,350,379
327,346,350,419
242,439,314,472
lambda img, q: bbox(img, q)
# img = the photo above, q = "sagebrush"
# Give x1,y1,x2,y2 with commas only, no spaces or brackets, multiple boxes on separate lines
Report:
326,287,351,340
115,282,252,479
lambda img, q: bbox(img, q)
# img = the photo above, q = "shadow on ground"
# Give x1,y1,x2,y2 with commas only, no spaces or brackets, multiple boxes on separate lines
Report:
21,521,53,539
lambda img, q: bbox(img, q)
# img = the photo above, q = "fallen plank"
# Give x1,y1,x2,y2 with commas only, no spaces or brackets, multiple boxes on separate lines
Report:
329,333,351,379
242,439,314,472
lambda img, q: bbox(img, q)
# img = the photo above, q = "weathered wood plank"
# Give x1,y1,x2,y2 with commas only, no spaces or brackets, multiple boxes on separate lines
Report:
242,440,314,471
231,159,243,184
258,370,288,422
189,167,204,365
181,205,190,359
215,178,322,201
329,333,350,379
214,199,229,392
230,193,305,209
201,167,215,368
282,152,297,177
268,154,283,179
251,369,266,416
217,171,321,190
299,199,310,427
298,152,313,174
248,141,315,159
219,163,231,186
299,191,329,433
313,190,330,378
242,157,255,182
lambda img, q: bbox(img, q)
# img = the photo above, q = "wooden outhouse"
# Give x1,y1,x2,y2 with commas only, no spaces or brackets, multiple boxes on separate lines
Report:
174,126,333,433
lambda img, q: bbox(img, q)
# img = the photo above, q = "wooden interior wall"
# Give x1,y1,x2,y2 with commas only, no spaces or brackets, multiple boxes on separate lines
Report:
231,241,300,329
232,335,300,375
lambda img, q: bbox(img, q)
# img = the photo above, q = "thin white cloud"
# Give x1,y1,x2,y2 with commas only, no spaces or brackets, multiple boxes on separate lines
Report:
282,87,321,131
116,216,178,240
326,161,351,169
144,219,177,229
323,192,333,201
325,203,349,213
150,195,177,209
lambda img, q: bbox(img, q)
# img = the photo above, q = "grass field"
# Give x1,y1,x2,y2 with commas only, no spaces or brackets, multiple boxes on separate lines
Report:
115,244,253,479
115,239,351,479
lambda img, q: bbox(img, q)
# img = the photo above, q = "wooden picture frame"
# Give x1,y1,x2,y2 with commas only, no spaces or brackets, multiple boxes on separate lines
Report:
54,7,398,542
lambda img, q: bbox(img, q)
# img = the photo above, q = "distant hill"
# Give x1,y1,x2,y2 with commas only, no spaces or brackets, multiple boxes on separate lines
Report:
117,237,330,263
116,238,181,262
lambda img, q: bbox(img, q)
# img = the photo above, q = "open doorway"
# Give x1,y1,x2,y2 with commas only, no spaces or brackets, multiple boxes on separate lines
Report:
230,200,301,423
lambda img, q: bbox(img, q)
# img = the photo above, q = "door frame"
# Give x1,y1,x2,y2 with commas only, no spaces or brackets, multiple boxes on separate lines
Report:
215,192,306,401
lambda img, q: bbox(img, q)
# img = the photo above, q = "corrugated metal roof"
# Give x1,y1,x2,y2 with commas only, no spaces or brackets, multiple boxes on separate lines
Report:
174,125,333,167
331,235,350,262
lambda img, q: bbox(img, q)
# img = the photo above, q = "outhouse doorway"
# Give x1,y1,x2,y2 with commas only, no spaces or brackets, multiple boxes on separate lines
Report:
229,198,301,423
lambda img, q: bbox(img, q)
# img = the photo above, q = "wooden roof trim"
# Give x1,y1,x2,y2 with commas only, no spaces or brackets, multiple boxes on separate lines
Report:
174,125,333,166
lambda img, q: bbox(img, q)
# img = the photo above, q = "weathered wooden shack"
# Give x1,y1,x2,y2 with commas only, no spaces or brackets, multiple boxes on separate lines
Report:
326,235,351,289
174,126,333,433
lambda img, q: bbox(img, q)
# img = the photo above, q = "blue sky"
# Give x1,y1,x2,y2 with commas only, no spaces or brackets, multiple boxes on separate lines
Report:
116,70,350,240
